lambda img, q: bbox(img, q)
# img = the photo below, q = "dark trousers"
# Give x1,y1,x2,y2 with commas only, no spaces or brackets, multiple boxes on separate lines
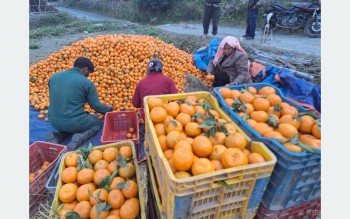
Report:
245,7,259,37
203,5,221,35
212,67,230,87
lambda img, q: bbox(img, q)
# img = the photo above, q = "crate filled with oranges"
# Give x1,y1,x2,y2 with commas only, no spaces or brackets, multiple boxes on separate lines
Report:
29,141,67,216
49,141,146,219
143,91,277,219
212,83,321,210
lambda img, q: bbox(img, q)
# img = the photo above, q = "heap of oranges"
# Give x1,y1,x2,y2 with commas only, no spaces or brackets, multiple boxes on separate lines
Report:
146,96,267,179
29,34,208,116
217,85,321,153
54,145,141,219
126,127,137,140
29,160,50,182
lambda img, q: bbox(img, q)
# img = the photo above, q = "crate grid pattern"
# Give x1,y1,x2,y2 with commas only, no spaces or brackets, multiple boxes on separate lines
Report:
29,141,67,216
45,154,64,197
144,92,277,219
212,83,321,211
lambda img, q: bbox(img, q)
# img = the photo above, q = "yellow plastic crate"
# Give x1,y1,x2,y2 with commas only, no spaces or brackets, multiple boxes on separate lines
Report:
49,141,146,219
143,92,277,219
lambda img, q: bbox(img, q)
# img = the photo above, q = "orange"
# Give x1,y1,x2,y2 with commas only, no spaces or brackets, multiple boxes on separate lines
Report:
59,208,72,219
179,103,195,115
61,166,77,184
77,168,95,185
158,135,169,151
119,198,140,219
209,145,227,161
150,107,167,123
224,123,237,134
211,160,224,171
90,188,109,206
298,115,316,134
247,86,257,95
65,152,80,167
172,147,194,171
165,119,183,134
184,122,201,137
119,145,132,159
221,148,248,168
88,149,103,165
105,214,121,219
192,135,213,157
298,134,316,144
206,109,220,119
174,140,192,152
283,142,303,153
165,101,180,117
147,97,163,110
266,94,282,106
247,153,266,164
76,182,96,202
168,159,178,174
224,98,234,107
166,131,182,148
73,201,92,219
218,87,233,99
252,123,274,136
281,105,298,117
224,132,247,150
174,171,192,179
109,209,120,216
175,112,192,127
267,106,281,118
93,169,111,185
185,95,198,105
209,132,226,145
231,89,242,98
154,123,166,136
311,123,321,139
242,148,251,157
110,176,126,191
246,119,257,128
90,204,110,219
244,103,255,114
59,183,78,203
279,114,301,129
250,111,269,123
238,92,255,104
276,123,298,139
194,105,206,115
107,189,125,209
163,149,174,160
103,147,118,161
191,158,215,176
94,159,110,171
119,162,136,179
185,137,194,145
121,180,138,198
258,86,276,95
263,131,285,139
61,200,78,211
107,161,118,174
253,97,270,111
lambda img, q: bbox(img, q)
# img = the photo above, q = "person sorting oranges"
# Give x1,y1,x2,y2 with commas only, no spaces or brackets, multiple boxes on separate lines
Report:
46,57,113,150
207,36,252,87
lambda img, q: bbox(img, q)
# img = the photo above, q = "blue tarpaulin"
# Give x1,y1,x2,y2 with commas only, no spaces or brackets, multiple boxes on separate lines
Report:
193,38,220,71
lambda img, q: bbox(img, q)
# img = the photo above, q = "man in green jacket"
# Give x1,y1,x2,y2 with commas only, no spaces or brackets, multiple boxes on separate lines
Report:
46,57,112,150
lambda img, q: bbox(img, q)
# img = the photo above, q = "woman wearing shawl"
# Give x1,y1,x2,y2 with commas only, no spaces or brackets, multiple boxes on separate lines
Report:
207,36,252,87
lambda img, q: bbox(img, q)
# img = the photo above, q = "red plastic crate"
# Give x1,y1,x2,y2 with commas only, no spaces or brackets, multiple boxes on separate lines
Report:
254,198,321,219
101,111,139,145
29,141,67,217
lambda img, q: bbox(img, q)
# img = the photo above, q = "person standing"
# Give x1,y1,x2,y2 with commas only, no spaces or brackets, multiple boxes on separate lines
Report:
203,0,222,37
243,0,262,40
46,57,113,150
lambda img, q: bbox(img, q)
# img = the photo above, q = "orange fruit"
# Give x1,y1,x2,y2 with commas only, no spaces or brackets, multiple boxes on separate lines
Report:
267,106,281,118
147,97,163,110
172,147,194,171
119,145,132,159
175,112,192,127
211,159,224,171
283,142,303,153
93,169,111,185
121,180,138,198
77,168,95,185
263,131,285,139
218,87,233,99
103,147,118,161
209,132,226,145
258,86,276,95
311,123,321,139
165,119,183,134
250,111,269,123
119,162,136,179
191,158,215,176
65,152,80,167
221,148,248,168
158,135,169,152
231,89,242,98
174,171,192,179
247,153,266,164
206,109,220,119
119,197,140,219
243,103,255,114
194,105,206,115
163,149,174,160
174,140,192,152
253,97,270,111
276,123,298,139
209,145,227,161
252,123,274,136
73,201,92,219
154,123,166,136
107,161,118,174
299,115,316,134
239,92,255,104
108,189,125,209
184,122,201,137
168,159,178,174
94,159,110,171
90,204,110,219
185,137,194,145
179,103,195,115
128,127,135,133
110,176,126,191
192,135,213,158
59,208,73,219
59,183,78,203
166,131,182,148
281,105,298,117
279,114,301,129
224,98,234,107
150,107,167,123
165,101,180,118
266,94,282,106
109,209,120,216
61,200,78,211
185,95,198,105
90,188,109,206
246,119,257,128
224,123,237,134
88,149,103,165
247,86,257,95
76,182,96,202
224,132,247,150
242,148,251,157
61,166,77,184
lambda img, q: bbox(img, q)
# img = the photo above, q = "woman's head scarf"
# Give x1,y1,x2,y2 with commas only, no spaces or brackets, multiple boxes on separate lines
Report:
212,36,247,66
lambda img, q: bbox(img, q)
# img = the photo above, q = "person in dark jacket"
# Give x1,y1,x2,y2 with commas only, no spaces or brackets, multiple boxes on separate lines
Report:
243,0,262,40
203,0,222,37
46,57,113,150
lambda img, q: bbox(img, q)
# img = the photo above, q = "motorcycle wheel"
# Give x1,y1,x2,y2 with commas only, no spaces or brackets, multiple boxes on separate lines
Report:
304,16,321,38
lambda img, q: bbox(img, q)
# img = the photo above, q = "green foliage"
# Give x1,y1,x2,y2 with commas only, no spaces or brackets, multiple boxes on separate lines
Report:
135,0,175,11
29,12,77,29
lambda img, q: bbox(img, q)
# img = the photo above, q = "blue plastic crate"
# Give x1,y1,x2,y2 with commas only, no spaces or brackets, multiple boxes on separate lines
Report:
212,83,321,211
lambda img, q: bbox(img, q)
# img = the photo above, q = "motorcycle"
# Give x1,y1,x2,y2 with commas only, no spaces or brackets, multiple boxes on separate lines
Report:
261,0,321,38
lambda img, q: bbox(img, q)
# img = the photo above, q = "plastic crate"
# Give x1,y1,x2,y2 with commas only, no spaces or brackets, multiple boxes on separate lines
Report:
101,111,140,145
48,141,146,219
146,156,162,219
143,92,277,219
254,198,321,219
29,141,67,217
212,83,321,210
45,153,64,198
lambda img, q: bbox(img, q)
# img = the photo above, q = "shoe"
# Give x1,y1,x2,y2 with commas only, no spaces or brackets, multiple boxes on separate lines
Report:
66,128,99,151
243,34,250,37
245,36,255,40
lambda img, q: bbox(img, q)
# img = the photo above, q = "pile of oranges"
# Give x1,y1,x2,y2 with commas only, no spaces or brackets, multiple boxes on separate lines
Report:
29,34,208,117
216,85,321,153
146,95,267,179
54,145,140,219
126,127,136,140
29,160,50,182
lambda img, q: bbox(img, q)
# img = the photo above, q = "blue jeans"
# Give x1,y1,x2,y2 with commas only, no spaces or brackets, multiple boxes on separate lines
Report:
245,7,259,37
